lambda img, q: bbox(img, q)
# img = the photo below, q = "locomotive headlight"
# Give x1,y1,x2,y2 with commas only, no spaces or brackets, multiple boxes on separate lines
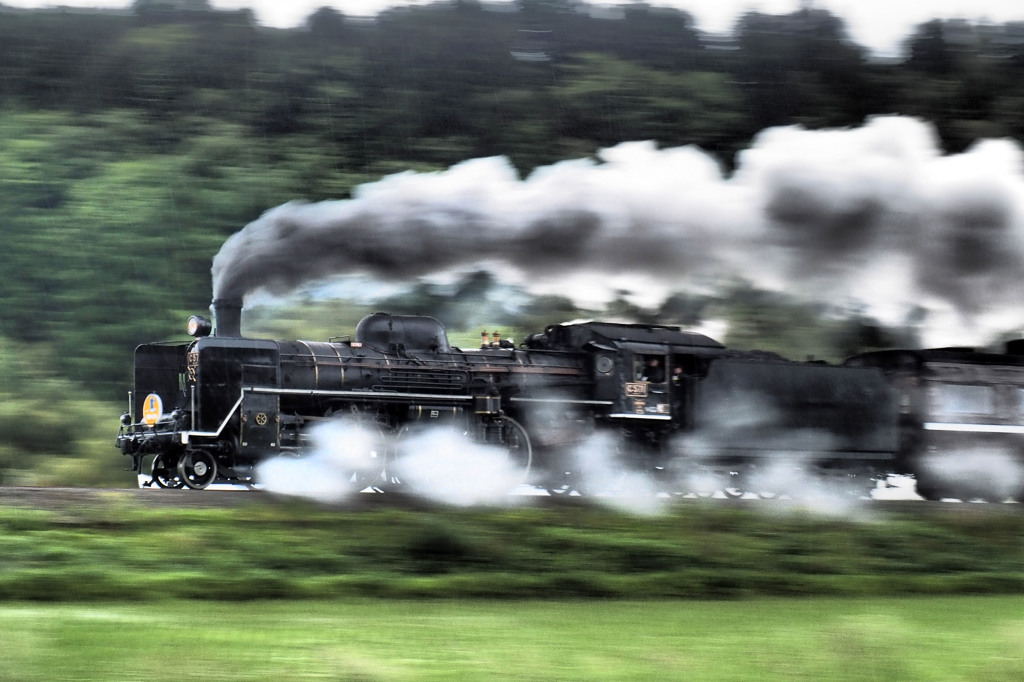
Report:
187,315,213,337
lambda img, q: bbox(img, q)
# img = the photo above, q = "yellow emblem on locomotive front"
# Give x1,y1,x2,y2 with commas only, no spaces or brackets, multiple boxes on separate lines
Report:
142,393,163,426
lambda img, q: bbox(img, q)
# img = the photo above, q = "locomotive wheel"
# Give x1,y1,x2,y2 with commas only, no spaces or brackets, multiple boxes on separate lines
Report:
500,416,533,487
722,470,747,499
384,416,532,494
545,481,573,495
151,455,184,489
177,451,218,490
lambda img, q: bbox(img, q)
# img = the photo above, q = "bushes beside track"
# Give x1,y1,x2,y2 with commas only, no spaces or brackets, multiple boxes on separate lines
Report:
1,496,1022,601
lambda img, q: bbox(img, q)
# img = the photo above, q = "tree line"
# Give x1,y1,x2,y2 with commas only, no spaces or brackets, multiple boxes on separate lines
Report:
0,0,1018,480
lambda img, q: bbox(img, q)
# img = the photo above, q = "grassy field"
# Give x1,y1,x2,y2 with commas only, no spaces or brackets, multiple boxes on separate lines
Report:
2,596,1023,680
2,494,1024,601
2,491,1024,679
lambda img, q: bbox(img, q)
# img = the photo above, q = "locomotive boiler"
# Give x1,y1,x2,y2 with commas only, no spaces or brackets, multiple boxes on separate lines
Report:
118,300,914,497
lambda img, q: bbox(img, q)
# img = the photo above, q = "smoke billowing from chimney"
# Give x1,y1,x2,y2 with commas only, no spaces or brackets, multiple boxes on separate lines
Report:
211,116,1024,343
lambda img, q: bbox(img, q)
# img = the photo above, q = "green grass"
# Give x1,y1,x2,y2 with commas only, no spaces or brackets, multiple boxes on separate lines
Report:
1,597,1023,680
2,496,1024,601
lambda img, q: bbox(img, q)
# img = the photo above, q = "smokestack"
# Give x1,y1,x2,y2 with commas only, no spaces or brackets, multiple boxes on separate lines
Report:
212,298,242,337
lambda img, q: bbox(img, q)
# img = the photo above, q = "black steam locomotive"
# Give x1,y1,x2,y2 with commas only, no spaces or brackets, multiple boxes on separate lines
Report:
116,300,1024,501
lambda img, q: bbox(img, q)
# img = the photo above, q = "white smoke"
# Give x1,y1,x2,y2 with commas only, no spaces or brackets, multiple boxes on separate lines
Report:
257,418,532,506
919,446,1024,502
256,420,385,502
555,427,877,516
213,116,1024,346
563,431,668,515
389,426,530,507
253,415,888,513
746,458,876,517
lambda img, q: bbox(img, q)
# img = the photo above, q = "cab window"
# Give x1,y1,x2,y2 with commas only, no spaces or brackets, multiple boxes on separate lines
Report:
635,355,666,383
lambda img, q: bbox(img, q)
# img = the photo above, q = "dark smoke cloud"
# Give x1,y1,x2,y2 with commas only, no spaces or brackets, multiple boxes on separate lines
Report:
212,116,1024,342
211,139,739,302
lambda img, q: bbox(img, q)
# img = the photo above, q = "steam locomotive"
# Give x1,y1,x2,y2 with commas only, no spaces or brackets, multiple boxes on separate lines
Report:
116,300,1024,501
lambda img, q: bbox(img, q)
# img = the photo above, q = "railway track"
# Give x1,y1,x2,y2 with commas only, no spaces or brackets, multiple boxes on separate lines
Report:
0,485,1020,515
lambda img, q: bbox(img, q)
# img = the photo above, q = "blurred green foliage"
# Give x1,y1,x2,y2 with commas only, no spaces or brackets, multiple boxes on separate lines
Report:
1,498,1024,600
0,343,124,486
0,1,1020,482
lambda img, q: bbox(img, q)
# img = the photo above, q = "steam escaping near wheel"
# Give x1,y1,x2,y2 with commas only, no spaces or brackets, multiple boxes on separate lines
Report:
256,419,531,506
665,391,880,513
389,427,532,507
256,420,384,503
563,431,668,516
212,115,1024,345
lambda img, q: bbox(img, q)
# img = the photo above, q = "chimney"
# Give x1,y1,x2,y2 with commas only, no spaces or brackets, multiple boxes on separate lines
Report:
212,298,242,337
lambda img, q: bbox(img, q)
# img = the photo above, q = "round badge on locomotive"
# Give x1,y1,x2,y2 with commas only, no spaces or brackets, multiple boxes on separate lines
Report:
142,393,163,426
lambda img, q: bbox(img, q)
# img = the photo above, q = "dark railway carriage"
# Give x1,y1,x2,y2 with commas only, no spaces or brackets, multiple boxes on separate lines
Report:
847,344,1024,501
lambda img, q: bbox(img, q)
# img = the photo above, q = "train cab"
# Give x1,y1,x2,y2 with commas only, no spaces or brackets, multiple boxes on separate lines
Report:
615,347,673,421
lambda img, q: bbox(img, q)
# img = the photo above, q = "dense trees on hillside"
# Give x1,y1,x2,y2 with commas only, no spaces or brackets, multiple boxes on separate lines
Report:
3,1,1020,374
4,1,1024,163
0,0,1021,480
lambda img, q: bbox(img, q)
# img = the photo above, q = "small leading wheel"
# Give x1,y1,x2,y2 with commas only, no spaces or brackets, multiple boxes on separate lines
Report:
177,451,218,490
151,454,184,489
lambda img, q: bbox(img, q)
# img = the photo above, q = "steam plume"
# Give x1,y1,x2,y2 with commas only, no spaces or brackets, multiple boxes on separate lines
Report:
257,419,530,506
256,420,384,502
919,447,1024,501
212,116,1024,342
389,427,530,506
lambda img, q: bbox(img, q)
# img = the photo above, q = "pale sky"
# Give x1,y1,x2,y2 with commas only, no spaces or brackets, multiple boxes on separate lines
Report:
4,0,1024,56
